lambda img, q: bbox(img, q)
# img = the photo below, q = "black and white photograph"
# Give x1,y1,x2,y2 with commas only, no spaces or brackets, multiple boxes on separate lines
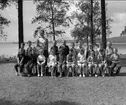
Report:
0,0,126,105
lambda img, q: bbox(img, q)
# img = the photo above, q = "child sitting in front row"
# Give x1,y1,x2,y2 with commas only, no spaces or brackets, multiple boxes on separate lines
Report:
87,50,97,77
48,50,57,77
97,48,106,77
110,48,121,76
37,50,46,77
77,49,87,77
66,49,75,77
14,43,25,76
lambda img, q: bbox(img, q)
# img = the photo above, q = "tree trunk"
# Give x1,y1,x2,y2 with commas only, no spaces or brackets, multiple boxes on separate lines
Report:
18,0,24,48
90,0,94,46
101,0,106,49
51,1,55,41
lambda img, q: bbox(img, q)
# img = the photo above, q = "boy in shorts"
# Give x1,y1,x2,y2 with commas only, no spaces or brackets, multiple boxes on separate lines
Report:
58,45,66,77
110,48,121,76
97,48,106,77
25,41,33,76
14,43,25,76
66,49,75,77
87,50,97,77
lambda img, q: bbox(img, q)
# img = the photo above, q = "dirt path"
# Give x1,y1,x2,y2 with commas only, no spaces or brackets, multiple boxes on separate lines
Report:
0,63,126,105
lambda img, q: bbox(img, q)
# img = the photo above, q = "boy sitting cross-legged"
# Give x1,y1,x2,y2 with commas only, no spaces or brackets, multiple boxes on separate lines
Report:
14,43,25,76
87,50,97,77
48,49,57,77
66,49,75,77
37,50,46,77
77,49,87,77
97,48,106,77
57,46,66,77
25,41,33,76
110,48,121,76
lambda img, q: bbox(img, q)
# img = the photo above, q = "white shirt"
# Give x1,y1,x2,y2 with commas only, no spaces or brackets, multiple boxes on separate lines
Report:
78,53,86,63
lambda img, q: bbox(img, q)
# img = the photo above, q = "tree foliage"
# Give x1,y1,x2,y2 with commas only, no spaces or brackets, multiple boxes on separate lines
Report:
0,0,12,40
71,0,113,43
0,0,19,40
120,26,126,36
32,0,72,40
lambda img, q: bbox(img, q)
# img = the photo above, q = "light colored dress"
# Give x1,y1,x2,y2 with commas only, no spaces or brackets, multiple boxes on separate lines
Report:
37,55,45,65
48,54,57,67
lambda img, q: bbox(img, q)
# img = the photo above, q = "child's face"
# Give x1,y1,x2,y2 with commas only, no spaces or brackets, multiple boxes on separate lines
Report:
63,40,66,45
28,42,31,47
51,51,55,55
80,50,84,55
41,51,44,55
71,43,74,48
107,42,112,47
21,43,24,48
113,49,117,54
69,51,72,54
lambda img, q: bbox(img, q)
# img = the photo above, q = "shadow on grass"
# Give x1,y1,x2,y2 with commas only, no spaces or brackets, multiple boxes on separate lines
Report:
0,99,81,105
118,72,126,76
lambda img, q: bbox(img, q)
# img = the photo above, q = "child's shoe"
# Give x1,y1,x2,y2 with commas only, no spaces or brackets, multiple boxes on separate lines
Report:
41,74,43,77
95,74,98,77
83,74,85,77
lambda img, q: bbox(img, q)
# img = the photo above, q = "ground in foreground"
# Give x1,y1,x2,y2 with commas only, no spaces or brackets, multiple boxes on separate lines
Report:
0,63,126,105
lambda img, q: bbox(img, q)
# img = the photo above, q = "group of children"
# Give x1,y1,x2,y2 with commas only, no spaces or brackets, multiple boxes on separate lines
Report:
14,40,121,77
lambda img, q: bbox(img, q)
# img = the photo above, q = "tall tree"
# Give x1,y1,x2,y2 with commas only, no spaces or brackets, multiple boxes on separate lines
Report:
120,26,126,36
32,0,72,41
0,0,11,40
0,0,24,48
101,0,106,49
18,0,24,48
71,0,113,45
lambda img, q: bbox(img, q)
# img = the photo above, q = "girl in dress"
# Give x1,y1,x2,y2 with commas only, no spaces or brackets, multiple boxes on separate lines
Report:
77,49,87,77
48,49,57,77
37,50,46,77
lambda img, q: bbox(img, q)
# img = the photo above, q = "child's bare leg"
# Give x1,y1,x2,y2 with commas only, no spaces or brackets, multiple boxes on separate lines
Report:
78,65,81,77
116,64,121,75
88,64,92,76
50,66,53,77
40,65,44,77
14,64,20,76
59,64,62,77
94,64,98,77
101,64,105,77
37,65,40,76
72,65,74,76
67,64,69,77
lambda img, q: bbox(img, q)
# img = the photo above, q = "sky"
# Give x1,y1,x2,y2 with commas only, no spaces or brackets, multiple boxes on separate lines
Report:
1,0,126,42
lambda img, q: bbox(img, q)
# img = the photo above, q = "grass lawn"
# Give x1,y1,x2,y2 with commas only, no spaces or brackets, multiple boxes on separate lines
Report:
0,63,126,105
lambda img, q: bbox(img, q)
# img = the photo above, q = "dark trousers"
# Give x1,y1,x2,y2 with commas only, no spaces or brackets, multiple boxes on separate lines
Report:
111,62,121,75
14,63,24,73
25,61,33,75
